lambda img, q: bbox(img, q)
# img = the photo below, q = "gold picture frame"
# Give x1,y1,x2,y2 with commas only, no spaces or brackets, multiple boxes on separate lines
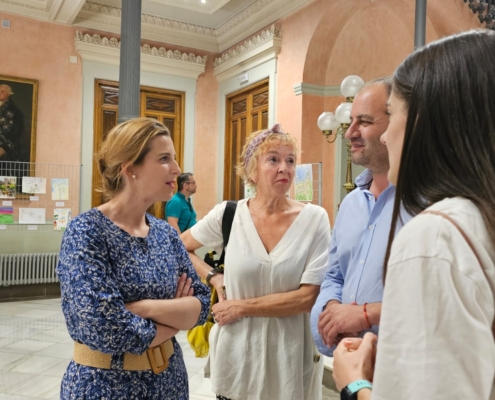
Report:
0,74,39,163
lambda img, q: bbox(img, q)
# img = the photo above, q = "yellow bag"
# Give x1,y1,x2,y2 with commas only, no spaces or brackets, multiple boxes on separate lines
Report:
187,285,218,358
187,201,237,358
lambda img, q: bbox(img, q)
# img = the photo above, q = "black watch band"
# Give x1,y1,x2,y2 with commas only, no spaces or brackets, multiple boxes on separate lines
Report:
205,268,220,285
341,386,358,400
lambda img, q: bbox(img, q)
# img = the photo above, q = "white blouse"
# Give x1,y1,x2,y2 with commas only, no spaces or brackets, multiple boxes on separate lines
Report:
373,197,495,400
191,199,331,400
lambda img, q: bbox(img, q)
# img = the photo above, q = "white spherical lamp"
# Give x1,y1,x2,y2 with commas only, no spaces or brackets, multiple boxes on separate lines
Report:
335,102,352,124
317,112,339,132
340,75,365,98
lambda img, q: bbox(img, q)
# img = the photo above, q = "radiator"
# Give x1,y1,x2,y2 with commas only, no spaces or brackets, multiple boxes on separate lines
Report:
0,253,59,286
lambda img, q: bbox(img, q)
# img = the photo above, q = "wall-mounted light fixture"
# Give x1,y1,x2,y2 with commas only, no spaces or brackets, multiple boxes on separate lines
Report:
317,75,364,193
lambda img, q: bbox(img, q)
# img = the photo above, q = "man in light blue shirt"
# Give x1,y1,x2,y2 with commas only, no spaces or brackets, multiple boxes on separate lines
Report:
311,78,409,356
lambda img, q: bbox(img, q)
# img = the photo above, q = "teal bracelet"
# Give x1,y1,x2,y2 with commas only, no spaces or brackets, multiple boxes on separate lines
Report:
347,379,372,394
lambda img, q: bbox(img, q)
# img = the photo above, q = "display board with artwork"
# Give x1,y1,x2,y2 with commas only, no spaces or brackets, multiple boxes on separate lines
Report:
292,163,322,205
0,161,80,231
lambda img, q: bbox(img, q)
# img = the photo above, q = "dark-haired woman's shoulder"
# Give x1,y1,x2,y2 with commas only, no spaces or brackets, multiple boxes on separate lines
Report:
389,197,487,268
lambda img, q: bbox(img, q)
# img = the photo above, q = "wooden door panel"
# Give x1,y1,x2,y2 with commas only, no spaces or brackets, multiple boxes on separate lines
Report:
224,80,269,201
261,110,268,130
93,80,185,220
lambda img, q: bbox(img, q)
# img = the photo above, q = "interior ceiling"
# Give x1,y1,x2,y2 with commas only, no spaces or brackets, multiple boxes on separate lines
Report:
95,0,256,28
0,0,313,52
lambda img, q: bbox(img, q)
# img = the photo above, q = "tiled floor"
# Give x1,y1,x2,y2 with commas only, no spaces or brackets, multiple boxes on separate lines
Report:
0,298,338,399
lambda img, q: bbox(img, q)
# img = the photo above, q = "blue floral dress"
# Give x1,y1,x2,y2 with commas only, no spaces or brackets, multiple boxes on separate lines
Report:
57,208,210,400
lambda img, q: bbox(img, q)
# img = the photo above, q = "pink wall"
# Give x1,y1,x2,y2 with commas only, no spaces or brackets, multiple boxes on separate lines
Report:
193,54,220,219
0,1,484,222
274,0,483,221
0,14,218,219
276,1,320,154
0,12,82,166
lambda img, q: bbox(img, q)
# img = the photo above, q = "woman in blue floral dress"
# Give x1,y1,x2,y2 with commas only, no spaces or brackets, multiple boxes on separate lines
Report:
57,118,210,399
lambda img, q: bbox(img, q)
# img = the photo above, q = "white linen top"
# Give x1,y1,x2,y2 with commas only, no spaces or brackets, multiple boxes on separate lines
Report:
373,197,495,400
191,199,331,400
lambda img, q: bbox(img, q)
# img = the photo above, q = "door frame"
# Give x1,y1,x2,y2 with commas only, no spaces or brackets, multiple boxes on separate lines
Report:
223,78,269,200
91,79,186,216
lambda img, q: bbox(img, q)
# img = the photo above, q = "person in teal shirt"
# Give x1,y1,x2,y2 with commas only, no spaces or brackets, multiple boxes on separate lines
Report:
166,172,197,233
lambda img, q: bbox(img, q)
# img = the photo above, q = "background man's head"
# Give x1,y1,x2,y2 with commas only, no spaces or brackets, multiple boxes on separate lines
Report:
344,78,391,175
0,85,13,102
177,173,197,195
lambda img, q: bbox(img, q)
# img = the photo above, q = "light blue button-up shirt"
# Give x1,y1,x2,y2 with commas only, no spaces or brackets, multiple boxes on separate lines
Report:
311,169,409,356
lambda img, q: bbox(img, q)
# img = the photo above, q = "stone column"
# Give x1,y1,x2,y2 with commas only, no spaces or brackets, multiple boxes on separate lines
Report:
117,0,142,123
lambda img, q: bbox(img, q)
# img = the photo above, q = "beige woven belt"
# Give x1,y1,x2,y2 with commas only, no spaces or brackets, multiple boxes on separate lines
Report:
73,339,175,374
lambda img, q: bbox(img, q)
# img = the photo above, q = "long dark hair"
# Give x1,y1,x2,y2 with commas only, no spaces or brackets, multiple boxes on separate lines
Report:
384,29,495,280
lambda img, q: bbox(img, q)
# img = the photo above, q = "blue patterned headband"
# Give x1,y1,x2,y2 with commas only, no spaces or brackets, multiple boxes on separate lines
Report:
244,123,287,169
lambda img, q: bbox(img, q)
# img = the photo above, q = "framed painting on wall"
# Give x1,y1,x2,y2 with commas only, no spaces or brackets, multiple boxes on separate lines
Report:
0,74,38,164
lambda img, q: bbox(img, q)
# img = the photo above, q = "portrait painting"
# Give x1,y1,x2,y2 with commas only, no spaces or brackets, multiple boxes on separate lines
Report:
0,74,38,164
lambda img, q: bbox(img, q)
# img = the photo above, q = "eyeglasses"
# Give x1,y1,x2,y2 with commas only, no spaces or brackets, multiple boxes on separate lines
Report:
186,181,196,185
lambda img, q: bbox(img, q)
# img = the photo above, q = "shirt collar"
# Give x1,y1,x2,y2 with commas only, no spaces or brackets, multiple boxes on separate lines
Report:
355,169,373,190
176,191,191,202
355,169,393,193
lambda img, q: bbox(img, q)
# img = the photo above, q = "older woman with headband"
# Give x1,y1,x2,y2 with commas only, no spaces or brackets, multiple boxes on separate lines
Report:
182,124,331,400
332,30,495,400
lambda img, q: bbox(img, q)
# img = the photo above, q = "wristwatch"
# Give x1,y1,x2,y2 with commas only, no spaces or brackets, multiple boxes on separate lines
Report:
340,380,372,400
205,268,220,285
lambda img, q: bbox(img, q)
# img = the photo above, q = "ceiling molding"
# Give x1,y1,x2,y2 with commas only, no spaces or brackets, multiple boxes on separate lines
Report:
79,2,216,37
0,0,48,20
293,83,341,97
0,0,45,11
47,0,62,21
214,25,281,68
214,27,281,83
149,0,232,16
1,0,316,52
215,0,314,51
209,0,234,15
53,0,86,24
74,31,207,80
73,0,315,52
0,0,86,24
74,1,220,52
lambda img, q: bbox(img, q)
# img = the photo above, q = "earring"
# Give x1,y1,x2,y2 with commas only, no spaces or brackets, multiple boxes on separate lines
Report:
131,174,136,179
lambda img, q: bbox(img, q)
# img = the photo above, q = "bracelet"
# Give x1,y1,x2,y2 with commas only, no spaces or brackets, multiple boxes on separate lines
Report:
205,268,220,285
346,379,373,394
363,303,372,329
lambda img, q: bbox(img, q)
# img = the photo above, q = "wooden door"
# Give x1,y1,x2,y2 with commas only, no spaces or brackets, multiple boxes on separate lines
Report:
92,80,185,219
140,87,185,218
92,80,119,210
224,79,269,200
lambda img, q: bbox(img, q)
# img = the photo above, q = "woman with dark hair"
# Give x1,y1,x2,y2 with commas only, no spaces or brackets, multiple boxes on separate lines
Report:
332,30,495,400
